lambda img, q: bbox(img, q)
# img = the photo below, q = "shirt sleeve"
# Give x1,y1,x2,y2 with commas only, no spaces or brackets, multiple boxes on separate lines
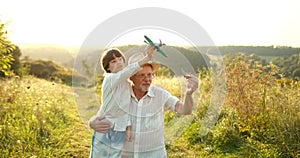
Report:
103,62,141,90
165,93,180,112
127,119,131,126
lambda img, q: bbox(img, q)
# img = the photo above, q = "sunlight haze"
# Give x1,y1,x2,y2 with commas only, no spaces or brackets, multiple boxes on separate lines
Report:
1,0,299,47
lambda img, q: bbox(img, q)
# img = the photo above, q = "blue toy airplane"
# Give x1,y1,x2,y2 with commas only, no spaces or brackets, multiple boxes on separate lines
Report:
144,35,168,57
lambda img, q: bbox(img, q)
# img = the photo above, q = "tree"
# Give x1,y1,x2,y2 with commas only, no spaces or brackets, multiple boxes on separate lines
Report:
10,45,22,76
0,20,15,77
272,53,300,80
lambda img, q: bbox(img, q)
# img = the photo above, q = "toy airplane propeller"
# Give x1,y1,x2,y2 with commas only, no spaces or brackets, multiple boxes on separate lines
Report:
144,35,168,57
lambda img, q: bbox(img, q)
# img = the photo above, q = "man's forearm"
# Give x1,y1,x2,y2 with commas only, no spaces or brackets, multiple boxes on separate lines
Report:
182,92,193,114
176,92,194,115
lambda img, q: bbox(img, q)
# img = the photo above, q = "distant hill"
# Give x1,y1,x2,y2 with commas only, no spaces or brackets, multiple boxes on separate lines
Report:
220,46,300,58
22,58,89,86
198,45,300,62
191,45,300,56
18,44,300,73
19,44,77,68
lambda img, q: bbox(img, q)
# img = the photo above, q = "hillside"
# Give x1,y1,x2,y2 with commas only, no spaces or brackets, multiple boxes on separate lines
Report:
19,44,76,68
202,45,300,62
0,76,92,157
18,44,300,78
22,58,89,86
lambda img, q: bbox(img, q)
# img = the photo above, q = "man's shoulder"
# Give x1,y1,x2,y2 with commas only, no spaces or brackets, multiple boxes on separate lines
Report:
150,85,163,90
150,85,169,94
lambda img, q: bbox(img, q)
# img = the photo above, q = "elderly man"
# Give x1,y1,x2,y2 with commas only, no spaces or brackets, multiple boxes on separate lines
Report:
89,53,199,158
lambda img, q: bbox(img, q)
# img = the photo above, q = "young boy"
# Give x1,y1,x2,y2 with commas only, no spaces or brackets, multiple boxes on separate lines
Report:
90,46,155,158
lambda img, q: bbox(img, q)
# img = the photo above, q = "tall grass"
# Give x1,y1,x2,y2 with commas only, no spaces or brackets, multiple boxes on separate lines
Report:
0,76,91,157
224,54,300,157
166,54,300,157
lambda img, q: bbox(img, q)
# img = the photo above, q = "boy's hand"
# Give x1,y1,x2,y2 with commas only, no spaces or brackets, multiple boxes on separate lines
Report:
126,127,133,142
145,44,155,59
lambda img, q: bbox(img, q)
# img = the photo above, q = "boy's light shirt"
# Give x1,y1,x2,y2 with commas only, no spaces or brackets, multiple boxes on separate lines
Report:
100,62,141,131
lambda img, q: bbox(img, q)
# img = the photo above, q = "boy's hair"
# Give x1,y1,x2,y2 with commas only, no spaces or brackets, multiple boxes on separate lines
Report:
101,48,126,73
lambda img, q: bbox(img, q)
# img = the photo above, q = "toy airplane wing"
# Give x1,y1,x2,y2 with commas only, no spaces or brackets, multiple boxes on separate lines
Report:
144,35,168,57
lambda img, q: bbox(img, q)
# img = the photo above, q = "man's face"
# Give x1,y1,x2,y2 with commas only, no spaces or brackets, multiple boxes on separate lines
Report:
130,65,153,93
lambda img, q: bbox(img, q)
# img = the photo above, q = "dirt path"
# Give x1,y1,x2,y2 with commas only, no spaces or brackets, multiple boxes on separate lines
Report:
72,87,100,126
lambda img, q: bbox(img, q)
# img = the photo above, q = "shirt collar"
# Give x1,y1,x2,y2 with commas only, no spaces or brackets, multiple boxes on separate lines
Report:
130,85,155,99
103,72,109,76
147,86,155,97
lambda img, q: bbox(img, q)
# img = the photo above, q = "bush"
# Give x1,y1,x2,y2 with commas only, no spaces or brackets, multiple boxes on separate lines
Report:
23,58,88,86
223,54,300,157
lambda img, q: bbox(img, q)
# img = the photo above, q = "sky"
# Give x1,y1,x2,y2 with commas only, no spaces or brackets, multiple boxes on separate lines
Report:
1,0,300,47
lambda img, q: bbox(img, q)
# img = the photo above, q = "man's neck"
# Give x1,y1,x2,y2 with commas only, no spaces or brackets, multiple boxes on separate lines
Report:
132,88,147,101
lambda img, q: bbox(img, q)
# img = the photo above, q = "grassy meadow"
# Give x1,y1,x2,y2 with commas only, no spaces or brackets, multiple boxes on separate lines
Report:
0,54,299,157
0,76,92,157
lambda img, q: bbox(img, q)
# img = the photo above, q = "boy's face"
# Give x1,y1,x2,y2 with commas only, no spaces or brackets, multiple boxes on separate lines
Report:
107,56,125,73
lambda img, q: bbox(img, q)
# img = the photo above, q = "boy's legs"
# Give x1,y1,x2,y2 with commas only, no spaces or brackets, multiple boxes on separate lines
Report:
109,129,126,157
90,129,126,158
121,147,167,158
90,131,111,158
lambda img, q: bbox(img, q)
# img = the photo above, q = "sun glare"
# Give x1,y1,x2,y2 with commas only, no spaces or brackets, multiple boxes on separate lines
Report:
1,0,299,47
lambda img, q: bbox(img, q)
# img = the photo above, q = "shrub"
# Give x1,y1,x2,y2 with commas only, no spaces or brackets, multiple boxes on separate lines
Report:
23,58,88,86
